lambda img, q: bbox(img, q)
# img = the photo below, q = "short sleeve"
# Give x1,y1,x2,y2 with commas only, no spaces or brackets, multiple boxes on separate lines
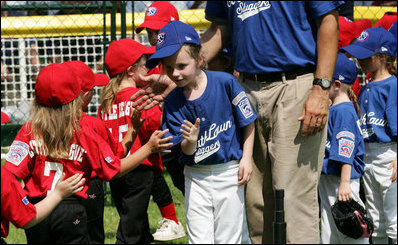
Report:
328,112,359,165
204,1,228,25
4,124,35,179
229,78,257,128
306,1,344,19
79,128,121,181
162,102,184,147
1,166,36,232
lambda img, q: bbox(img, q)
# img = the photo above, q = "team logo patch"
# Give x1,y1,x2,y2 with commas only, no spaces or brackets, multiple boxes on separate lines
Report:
22,197,29,205
6,141,29,166
157,32,166,46
232,91,246,106
238,97,254,119
336,131,355,141
146,7,157,16
338,138,354,158
105,156,113,163
357,31,369,42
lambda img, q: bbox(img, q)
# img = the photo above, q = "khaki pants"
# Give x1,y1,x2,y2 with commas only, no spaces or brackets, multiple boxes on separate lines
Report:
239,73,327,244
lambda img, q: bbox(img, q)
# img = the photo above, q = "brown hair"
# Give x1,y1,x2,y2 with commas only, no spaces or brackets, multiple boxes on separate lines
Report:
375,53,397,77
342,83,362,117
161,43,208,70
28,95,84,159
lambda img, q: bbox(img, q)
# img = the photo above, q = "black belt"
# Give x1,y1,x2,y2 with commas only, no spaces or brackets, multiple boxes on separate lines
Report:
242,66,316,83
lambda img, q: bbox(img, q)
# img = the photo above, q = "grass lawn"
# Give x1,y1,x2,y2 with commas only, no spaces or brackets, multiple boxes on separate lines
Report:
2,165,188,244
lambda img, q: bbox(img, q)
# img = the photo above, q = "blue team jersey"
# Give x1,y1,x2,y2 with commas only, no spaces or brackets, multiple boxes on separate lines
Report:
357,75,397,143
323,102,365,179
162,70,257,166
205,1,344,74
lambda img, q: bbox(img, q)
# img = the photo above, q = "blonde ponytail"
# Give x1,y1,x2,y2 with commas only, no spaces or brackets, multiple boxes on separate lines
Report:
100,72,125,115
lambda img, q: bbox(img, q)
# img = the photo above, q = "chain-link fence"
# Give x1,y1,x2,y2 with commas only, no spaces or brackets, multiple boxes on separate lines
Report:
1,2,397,151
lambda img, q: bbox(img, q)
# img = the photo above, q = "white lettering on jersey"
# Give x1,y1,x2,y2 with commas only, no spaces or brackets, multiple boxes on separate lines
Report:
357,112,387,138
227,1,271,21
101,101,133,121
197,121,232,148
44,161,64,195
194,140,221,163
69,144,86,162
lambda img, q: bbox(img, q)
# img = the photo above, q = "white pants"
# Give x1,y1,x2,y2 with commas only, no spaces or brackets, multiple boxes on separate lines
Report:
363,142,397,244
319,174,369,244
184,160,248,244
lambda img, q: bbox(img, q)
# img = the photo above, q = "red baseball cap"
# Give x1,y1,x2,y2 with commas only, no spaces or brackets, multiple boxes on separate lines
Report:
339,16,372,48
105,38,155,78
35,63,82,106
63,60,109,92
135,1,179,34
1,112,9,124
374,12,397,31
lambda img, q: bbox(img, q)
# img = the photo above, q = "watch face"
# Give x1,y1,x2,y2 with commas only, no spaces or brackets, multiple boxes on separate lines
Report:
321,79,330,88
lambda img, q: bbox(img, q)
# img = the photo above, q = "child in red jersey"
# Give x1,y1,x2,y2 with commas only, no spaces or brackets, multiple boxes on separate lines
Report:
98,38,168,244
4,63,172,244
1,166,84,242
63,60,144,244
1,112,84,243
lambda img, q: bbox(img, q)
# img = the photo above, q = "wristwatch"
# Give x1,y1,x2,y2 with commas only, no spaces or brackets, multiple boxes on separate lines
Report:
313,78,331,90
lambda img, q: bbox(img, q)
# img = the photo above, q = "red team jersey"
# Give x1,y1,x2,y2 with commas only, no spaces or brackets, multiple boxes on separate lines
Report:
97,87,163,173
1,166,36,238
80,113,124,178
4,119,121,199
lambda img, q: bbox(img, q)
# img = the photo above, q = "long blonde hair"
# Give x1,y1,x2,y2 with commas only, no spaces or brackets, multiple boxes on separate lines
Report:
100,71,126,115
28,95,84,159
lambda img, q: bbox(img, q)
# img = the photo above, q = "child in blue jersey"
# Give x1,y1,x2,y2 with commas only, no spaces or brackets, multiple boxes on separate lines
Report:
342,27,397,244
319,53,367,244
146,21,257,244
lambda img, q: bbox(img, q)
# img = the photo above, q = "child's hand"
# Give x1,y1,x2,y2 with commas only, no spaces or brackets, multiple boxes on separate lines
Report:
53,173,85,199
147,129,173,153
338,180,352,202
388,158,397,182
238,157,253,186
180,118,200,144
130,106,145,130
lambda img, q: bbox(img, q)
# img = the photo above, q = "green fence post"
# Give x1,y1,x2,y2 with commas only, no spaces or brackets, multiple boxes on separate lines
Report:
111,1,117,42
121,1,126,39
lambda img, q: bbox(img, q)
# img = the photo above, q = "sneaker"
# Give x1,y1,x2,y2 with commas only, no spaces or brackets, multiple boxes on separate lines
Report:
152,218,186,241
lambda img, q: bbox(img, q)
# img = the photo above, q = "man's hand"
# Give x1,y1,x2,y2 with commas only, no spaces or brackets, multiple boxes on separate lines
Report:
131,73,176,111
388,158,397,182
298,86,329,137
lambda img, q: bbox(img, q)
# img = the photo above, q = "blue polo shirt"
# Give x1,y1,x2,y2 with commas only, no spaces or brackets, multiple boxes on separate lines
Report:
162,70,257,166
205,1,344,74
322,102,365,179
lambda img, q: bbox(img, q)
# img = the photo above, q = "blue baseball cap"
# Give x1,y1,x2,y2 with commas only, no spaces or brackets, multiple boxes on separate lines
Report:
333,53,358,85
341,27,397,59
146,21,201,69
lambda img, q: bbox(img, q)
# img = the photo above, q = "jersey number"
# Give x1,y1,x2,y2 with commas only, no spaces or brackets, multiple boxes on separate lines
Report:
108,124,128,143
44,161,64,195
